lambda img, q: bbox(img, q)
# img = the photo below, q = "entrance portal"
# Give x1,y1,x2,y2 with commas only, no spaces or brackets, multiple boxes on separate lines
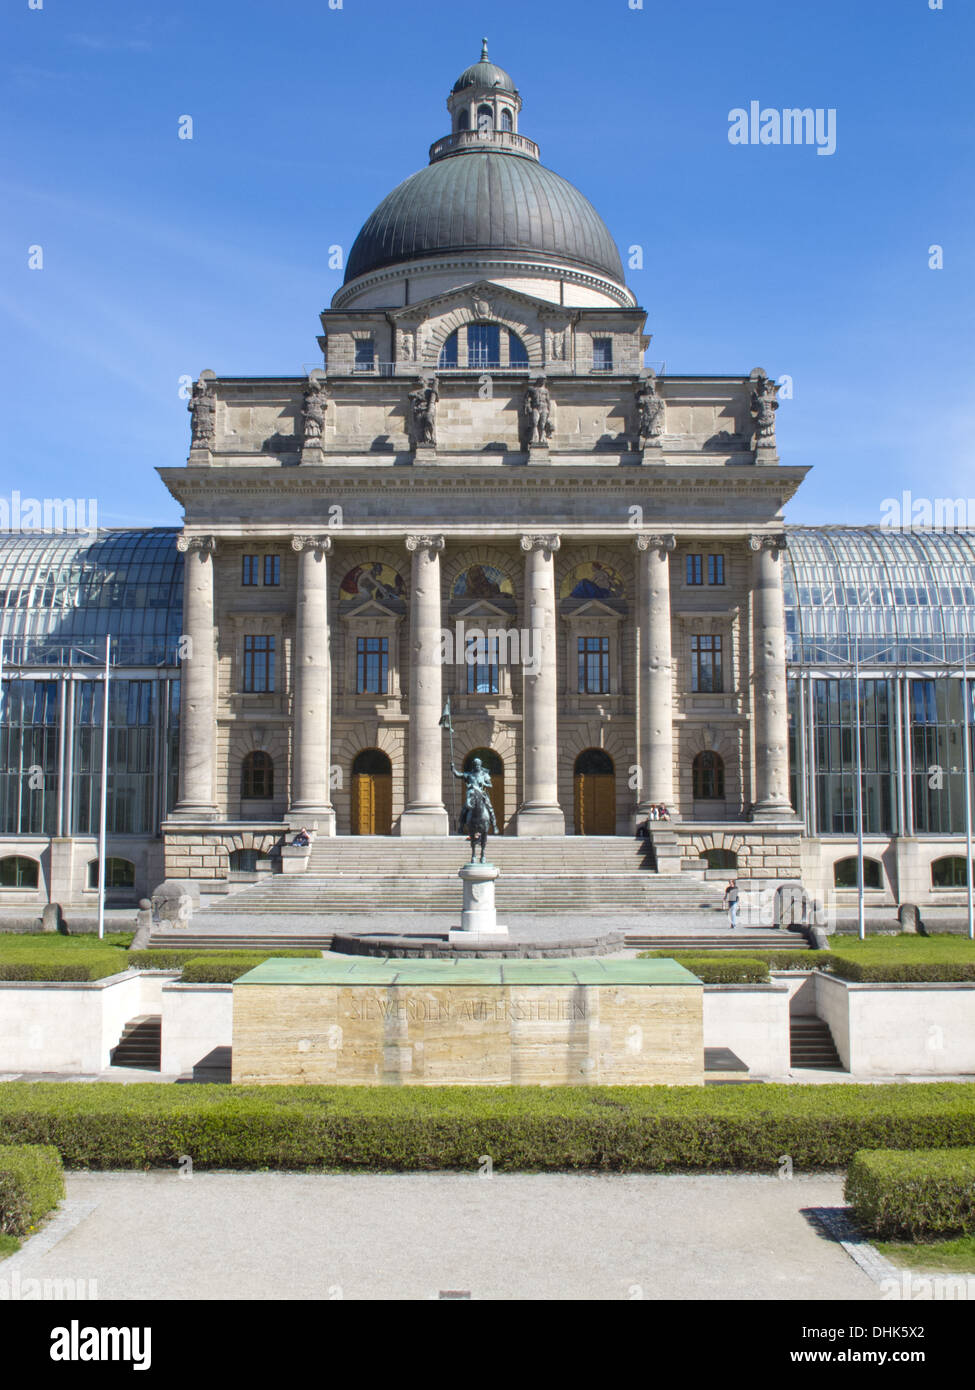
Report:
574,749,616,834
351,749,393,835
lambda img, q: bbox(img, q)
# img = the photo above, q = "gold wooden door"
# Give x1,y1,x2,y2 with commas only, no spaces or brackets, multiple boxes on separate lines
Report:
352,772,392,835
574,773,615,835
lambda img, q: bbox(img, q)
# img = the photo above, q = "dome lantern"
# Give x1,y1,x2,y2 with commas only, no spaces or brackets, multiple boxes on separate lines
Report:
445,39,522,146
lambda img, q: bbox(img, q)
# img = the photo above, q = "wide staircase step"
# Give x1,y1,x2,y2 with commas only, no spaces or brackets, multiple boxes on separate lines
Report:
145,934,332,951
790,1015,843,1069
205,836,725,917
624,930,811,951
110,1015,161,1071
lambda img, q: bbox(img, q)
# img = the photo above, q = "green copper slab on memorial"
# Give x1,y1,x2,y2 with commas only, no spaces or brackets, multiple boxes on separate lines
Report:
231,956,704,1087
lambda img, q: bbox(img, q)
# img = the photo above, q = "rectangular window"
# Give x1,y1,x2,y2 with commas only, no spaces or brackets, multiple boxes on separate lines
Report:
707,554,725,585
691,635,723,693
242,555,259,586
592,337,613,371
686,554,703,586
353,338,375,372
468,323,501,369
578,636,610,694
243,635,275,693
466,634,500,695
263,554,281,587
356,636,388,695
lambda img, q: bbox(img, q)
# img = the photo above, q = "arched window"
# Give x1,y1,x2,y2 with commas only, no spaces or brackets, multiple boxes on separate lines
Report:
0,856,39,889
833,857,883,890
229,849,261,872
692,751,725,800
87,858,136,890
700,848,738,870
931,856,974,888
500,108,513,132
438,326,529,370
477,103,493,134
458,109,469,131
242,750,274,800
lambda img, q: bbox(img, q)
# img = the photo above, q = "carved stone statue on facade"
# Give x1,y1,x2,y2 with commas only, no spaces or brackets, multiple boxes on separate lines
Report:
408,376,439,448
188,377,215,451
547,329,565,361
399,330,415,362
524,376,554,446
635,375,665,449
301,379,327,441
750,371,779,449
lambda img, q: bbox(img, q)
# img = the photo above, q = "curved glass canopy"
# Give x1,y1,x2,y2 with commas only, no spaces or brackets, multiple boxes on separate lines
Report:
0,530,183,667
784,527,975,667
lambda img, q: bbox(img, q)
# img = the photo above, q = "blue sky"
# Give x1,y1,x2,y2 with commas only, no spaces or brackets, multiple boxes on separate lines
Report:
1,0,972,527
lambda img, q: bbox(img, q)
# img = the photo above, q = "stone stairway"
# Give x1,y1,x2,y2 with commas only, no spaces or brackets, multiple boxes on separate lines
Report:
201,837,726,916
623,928,812,952
110,1015,161,1071
789,1015,843,1069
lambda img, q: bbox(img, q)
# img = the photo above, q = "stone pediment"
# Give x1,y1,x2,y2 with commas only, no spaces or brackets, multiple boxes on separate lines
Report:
450,598,517,622
338,596,404,621
560,597,626,620
386,281,573,371
387,280,574,329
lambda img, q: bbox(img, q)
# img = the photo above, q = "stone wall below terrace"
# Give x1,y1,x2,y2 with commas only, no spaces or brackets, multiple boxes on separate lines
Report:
162,825,285,881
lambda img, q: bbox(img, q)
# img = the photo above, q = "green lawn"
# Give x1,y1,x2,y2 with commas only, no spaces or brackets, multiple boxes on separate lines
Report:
876,1234,975,1274
826,934,975,961
0,1233,20,1260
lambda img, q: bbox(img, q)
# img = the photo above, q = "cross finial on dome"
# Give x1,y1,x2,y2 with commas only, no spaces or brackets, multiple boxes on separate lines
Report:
481,37,489,60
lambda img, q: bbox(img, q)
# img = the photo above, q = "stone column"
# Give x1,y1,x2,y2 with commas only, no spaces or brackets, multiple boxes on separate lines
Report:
514,534,565,836
173,534,218,819
399,534,449,835
635,534,676,821
749,533,794,819
288,535,335,834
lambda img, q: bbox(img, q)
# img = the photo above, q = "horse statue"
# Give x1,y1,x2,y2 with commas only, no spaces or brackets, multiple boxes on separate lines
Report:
452,759,498,864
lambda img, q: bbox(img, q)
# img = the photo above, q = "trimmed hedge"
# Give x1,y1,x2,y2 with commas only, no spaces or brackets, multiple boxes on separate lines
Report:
828,957,975,983
0,951,129,982
179,953,320,983
129,948,320,971
1,1081,974,1172
845,1147,975,1239
0,1144,65,1236
637,952,769,983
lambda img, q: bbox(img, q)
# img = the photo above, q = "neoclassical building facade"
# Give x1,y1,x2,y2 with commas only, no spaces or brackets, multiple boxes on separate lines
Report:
159,46,802,877
4,47,973,913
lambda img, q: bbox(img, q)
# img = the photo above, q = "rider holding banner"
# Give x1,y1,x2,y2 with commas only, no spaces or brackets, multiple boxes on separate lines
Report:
451,758,498,835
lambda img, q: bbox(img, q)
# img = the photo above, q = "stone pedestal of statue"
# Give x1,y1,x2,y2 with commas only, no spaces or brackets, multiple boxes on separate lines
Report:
449,861,508,943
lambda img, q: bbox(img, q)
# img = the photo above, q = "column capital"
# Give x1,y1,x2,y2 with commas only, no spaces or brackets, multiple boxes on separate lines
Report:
634,533,676,556
405,534,445,554
176,533,216,557
520,534,561,554
291,534,333,557
747,533,788,554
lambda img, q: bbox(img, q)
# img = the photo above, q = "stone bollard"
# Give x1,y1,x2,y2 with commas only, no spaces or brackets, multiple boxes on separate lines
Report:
150,879,200,932
131,899,153,951
898,902,922,935
40,902,67,934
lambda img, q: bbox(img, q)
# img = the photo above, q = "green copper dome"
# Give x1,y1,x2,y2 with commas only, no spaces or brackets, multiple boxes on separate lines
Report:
344,151,624,285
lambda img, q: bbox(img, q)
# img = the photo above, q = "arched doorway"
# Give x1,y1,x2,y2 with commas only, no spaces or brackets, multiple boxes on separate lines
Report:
574,749,616,835
463,748,504,829
351,749,393,835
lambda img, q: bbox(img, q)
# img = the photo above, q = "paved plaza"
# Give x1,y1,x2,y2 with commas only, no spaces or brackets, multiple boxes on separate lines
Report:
3,1171,880,1301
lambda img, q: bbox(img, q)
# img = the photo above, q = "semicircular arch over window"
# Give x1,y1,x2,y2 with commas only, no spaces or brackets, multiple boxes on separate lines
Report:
452,564,514,600
338,563,406,604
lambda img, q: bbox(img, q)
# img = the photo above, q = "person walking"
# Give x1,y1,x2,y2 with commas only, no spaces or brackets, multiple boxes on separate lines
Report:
723,878,740,930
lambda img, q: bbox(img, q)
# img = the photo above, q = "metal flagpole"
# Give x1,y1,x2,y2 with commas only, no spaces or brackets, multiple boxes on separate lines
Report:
963,646,974,940
97,634,110,941
854,638,865,940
